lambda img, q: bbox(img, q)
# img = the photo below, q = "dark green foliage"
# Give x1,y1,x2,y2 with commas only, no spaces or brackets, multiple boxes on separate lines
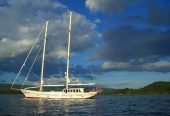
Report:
101,88,113,95
140,81,170,94
102,81,170,95
0,84,22,94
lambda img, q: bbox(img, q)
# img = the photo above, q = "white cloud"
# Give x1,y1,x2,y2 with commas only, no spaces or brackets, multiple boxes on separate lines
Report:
0,38,33,58
48,49,67,59
142,61,170,69
44,76,81,85
102,61,130,70
85,0,134,13
0,0,98,59
94,19,101,24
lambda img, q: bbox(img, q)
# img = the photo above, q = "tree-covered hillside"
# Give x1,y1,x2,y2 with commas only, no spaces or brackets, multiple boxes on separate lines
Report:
102,81,170,95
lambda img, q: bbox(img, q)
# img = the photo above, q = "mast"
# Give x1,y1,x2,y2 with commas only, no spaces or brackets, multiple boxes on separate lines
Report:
66,12,72,89
40,21,48,91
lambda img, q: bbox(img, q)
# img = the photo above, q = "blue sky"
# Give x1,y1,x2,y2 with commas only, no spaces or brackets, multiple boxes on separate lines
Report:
0,0,170,88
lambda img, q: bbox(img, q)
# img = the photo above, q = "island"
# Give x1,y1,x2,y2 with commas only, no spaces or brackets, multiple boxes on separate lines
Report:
102,81,170,95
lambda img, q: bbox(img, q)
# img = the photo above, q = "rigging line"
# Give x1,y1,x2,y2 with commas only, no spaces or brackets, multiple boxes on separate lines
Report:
21,41,44,88
24,66,40,79
31,71,40,78
11,23,46,89
30,70,40,79
88,64,93,76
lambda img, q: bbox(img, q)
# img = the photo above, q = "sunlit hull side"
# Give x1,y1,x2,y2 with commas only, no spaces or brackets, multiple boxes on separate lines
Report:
21,89,98,99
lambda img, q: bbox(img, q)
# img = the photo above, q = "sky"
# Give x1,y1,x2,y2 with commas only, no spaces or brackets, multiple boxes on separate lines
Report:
0,0,170,88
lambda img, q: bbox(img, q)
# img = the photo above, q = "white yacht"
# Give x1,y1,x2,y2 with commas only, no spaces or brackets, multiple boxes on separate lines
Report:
11,12,102,99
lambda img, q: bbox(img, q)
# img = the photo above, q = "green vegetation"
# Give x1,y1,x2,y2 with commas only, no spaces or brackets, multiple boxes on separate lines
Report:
102,81,170,95
0,81,170,95
0,84,21,94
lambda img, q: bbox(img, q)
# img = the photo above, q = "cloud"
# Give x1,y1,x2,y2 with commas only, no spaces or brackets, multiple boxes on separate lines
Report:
84,0,170,73
85,0,134,13
90,26,170,62
0,38,33,59
43,76,81,85
125,1,170,26
0,0,98,59
97,60,170,72
147,3,170,26
142,61,170,71
0,54,96,81
102,61,130,70
88,25,170,72
0,0,98,77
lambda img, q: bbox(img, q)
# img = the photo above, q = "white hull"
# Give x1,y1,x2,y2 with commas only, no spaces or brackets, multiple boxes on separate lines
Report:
21,89,98,99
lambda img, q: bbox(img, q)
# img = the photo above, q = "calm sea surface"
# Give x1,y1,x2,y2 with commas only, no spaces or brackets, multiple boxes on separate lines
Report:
0,94,170,116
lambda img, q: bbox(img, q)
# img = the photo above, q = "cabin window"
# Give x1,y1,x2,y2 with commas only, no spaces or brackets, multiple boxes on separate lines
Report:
76,89,78,92
73,89,75,92
79,89,81,92
68,90,70,92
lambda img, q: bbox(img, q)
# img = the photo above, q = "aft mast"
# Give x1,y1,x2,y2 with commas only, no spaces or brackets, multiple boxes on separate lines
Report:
65,12,72,89
40,21,48,91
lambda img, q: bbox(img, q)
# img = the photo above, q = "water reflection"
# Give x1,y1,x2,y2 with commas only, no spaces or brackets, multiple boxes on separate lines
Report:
37,99,46,114
61,99,97,116
23,98,46,115
23,98,97,115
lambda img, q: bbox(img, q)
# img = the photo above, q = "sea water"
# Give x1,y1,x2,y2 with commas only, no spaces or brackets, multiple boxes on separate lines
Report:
0,94,170,116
